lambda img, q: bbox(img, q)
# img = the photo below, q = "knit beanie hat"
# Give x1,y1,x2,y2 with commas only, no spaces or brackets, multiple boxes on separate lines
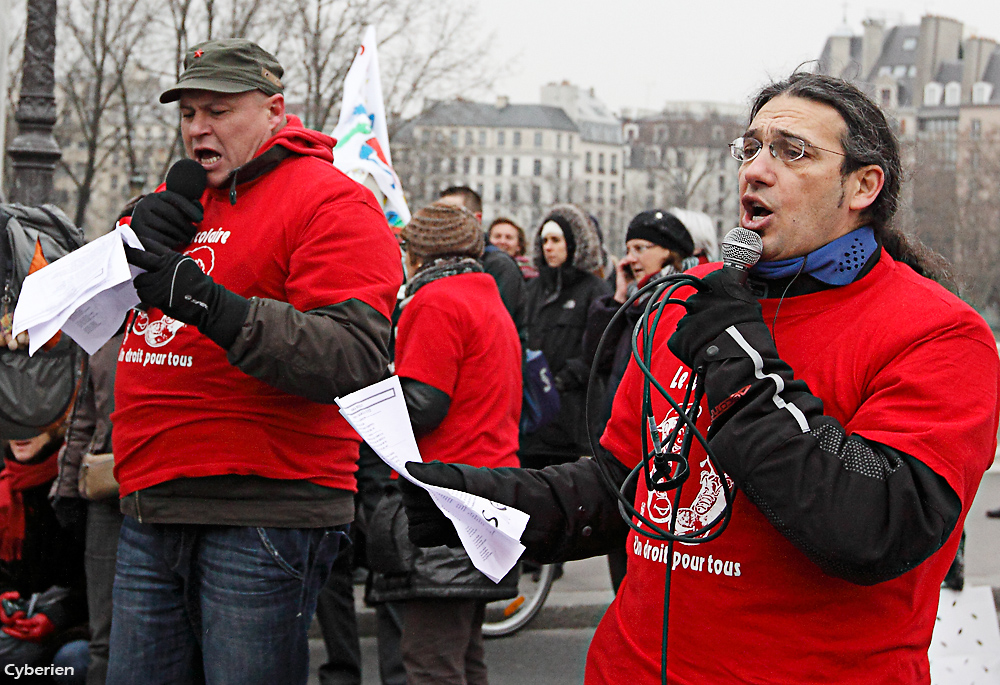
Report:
626,210,695,258
402,202,484,260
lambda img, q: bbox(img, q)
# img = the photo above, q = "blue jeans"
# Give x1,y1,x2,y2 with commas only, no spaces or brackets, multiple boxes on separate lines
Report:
107,517,345,685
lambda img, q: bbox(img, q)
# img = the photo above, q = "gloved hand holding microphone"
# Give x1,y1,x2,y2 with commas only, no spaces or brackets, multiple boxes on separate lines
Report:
124,159,249,349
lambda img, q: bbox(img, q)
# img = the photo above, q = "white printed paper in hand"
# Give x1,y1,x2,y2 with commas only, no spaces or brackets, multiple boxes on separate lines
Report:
336,376,528,583
12,223,144,356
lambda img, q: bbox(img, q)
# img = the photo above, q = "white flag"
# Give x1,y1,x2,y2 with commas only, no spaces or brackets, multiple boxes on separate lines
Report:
331,26,411,230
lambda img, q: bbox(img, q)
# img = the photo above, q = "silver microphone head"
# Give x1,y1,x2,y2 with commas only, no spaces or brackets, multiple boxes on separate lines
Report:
721,227,763,272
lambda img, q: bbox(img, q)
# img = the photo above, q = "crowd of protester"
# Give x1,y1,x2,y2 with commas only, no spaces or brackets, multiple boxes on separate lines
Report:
2,36,993,685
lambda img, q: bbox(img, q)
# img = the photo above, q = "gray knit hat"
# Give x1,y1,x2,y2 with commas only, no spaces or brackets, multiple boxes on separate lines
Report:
402,202,484,260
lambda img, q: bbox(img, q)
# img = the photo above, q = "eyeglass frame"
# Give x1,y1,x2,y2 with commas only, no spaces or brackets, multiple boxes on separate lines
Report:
729,134,846,164
624,241,665,258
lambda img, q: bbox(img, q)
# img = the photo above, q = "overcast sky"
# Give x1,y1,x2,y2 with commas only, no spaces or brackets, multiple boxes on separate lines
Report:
469,0,1000,115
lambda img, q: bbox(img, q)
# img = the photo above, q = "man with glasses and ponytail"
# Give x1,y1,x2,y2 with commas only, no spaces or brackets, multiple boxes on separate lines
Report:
397,72,1000,684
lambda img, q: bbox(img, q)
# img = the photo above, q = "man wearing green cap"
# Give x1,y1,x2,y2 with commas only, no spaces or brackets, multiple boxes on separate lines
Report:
107,39,403,684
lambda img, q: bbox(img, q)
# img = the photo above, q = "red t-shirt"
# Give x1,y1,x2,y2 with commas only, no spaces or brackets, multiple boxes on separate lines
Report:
589,254,999,684
395,272,521,470
112,119,403,496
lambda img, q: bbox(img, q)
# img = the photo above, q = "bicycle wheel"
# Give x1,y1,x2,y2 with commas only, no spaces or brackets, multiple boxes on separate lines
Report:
482,562,556,638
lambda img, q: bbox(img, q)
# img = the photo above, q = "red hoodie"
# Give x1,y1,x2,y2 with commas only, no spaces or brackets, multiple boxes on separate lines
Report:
113,116,402,496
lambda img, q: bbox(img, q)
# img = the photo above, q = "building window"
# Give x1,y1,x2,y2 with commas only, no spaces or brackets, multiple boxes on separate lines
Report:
971,119,982,138
450,131,459,146
496,158,503,175
597,181,604,204
511,184,519,202
881,88,892,107
532,184,541,203
655,126,668,143
556,133,562,150
555,160,561,178
511,158,519,176
609,211,616,227
609,183,616,203
568,162,573,180
419,157,427,174
585,180,592,202
585,152,593,173
533,159,542,176
513,131,521,147
477,157,485,174
646,194,654,209
568,136,573,151
718,175,726,192
465,130,473,146
610,155,617,174
494,183,502,201
534,132,543,148
432,156,442,173
448,157,457,173
902,37,917,50
476,183,484,197
676,151,686,168
462,157,471,174
598,153,605,173
479,131,487,146
497,131,505,147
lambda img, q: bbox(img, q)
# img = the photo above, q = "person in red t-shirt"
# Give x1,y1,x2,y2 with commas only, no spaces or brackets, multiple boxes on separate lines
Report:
397,73,1000,684
366,202,521,685
108,39,402,684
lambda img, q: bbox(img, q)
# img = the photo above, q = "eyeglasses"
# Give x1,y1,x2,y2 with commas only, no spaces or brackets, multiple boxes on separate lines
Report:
625,242,656,257
729,135,845,164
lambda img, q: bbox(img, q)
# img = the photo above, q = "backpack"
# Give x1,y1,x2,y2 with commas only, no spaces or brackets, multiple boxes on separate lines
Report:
520,348,560,434
0,203,86,440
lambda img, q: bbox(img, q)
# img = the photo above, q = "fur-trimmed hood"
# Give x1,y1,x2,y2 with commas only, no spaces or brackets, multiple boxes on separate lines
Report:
532,204,605,277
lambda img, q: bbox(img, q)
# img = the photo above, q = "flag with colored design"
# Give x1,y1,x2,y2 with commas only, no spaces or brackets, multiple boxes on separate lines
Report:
330,26,410,230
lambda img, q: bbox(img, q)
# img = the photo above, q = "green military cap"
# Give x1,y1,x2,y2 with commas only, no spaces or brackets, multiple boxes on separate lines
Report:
159,39,284,104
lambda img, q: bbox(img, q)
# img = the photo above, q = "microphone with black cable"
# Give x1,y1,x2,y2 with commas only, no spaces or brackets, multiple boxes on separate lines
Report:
719,227,764,287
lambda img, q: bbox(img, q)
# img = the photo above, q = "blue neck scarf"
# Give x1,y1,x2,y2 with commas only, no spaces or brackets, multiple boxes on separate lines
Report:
749,227,878,286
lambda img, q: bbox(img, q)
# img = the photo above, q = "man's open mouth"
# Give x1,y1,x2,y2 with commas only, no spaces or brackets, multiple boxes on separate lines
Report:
195,149,222,165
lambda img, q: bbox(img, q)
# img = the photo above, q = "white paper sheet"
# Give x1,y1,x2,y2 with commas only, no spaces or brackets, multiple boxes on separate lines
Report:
336,376,528,582
12,224,144,355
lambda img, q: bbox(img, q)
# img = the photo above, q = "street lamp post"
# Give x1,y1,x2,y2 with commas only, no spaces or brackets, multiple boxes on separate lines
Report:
1,0,9,196
6,0,61,206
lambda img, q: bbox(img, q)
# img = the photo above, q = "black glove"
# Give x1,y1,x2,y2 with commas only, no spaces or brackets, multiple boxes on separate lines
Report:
667,268,764,368
125,242,249,349
129,191,203,250
400,461,467,547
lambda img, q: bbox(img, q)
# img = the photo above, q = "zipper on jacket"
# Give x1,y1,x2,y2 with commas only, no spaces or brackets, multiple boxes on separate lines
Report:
135,491,143,523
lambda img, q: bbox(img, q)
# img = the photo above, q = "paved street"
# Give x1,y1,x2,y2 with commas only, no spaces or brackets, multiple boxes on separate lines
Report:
308,467,1000,685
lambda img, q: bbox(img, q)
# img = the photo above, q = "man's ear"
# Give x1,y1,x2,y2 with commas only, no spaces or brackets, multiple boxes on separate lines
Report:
268,94,286,134
848,165,884,213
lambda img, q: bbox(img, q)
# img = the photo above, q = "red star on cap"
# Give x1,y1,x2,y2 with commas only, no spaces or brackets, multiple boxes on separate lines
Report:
194,49,204,58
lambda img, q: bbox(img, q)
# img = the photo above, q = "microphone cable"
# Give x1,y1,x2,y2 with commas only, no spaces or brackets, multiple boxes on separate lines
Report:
584,228,761,683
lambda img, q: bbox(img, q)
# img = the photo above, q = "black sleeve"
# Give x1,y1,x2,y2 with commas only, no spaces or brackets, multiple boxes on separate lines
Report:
584,293,628,375
698,320,962,586
446,451,634,563
400,377,451,437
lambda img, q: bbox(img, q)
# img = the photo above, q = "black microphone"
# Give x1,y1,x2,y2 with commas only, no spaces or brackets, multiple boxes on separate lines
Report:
164,158,207,201
721,227,763,286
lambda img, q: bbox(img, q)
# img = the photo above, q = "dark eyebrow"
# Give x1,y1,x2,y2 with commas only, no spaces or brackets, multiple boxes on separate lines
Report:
744,127,814,146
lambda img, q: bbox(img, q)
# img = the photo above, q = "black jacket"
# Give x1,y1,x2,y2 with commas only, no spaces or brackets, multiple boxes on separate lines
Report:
521,265,610,465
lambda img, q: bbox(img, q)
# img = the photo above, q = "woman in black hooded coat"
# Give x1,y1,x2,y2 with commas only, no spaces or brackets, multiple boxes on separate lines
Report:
520,204,611,470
